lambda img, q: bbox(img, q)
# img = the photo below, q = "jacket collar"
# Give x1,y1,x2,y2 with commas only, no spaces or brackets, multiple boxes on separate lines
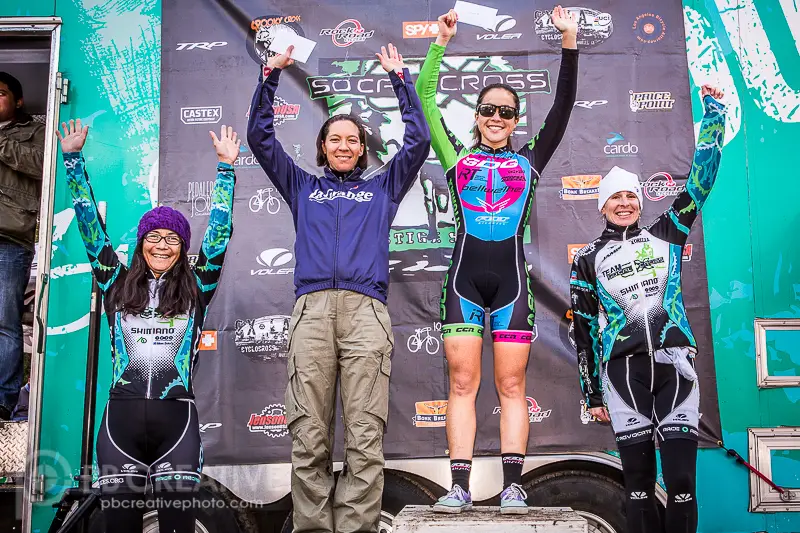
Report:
7,112,34,128
476,142,513,155
323,165,364,182
603,219,640,237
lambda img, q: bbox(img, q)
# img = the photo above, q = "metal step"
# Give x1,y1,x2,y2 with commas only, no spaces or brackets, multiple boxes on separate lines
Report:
0,421,28,477
393,506,588,533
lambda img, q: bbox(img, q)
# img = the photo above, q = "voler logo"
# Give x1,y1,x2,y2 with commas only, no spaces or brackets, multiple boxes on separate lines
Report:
643,172,684,201
535,7,613,48
155,462,172,473
494,397,552,423
121,463,138,474
234,315,290,362
181,106,221,125
247,14,304,65
272,96,301,126
321,19,374,47
476,13,520,41
247,404,289,438
604,132,639,158
626,416,639,427
252,248,294,276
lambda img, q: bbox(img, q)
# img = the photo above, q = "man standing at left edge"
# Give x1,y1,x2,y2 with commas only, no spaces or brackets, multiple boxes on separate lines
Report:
0,72,44,421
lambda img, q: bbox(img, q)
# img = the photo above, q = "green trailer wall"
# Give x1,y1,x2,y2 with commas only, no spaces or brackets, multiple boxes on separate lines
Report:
1,1,799,532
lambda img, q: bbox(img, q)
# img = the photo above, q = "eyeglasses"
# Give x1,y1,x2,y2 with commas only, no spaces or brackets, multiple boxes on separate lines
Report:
476,103,518,120
144,233,182,246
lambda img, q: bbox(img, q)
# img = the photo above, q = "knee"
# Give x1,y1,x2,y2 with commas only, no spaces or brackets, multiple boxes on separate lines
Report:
664,469,695,493
495,372,525,399
450,370,479,397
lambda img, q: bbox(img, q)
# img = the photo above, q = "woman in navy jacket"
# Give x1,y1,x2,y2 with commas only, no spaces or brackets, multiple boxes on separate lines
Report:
247,43,430,533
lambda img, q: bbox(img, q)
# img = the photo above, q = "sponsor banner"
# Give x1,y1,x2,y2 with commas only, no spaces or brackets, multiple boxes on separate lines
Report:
160,0,720,466
493,397,552,423
568,244,587,264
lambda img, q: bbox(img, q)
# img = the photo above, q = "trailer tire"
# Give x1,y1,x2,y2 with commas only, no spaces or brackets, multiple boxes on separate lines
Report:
523,470,626,533
280,472,439,533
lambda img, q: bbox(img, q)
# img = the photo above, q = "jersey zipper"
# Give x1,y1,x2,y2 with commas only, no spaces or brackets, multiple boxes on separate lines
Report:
624,227,654,356
333,177,342,288
146,280,157,399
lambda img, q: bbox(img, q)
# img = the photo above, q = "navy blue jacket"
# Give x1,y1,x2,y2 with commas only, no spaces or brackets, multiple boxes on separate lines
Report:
247,67,431,303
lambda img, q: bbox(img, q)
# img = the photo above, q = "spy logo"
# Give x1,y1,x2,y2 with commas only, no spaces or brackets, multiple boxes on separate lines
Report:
199,331,217,351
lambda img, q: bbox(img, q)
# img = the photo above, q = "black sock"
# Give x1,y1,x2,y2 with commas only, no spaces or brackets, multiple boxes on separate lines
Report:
450,459,472,492
502,453,525,489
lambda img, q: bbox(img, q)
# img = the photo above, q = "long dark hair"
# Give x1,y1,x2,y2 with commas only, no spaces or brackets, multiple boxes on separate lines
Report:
471,83,521,150
109,241,197,317
316,114,369,170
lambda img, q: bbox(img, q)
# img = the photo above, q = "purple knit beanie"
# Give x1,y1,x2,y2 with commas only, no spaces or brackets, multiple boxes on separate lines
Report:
137,206,191,248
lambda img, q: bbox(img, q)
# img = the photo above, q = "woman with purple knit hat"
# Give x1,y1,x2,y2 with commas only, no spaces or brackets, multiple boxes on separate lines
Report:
57,119,238,533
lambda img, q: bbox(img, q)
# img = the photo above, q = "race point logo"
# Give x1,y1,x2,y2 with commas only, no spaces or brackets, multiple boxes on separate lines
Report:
247,14,303,65
534,7,613,48
412,400,448,427
642,172,684,201
630,90,675,112
403,21,439,39
273,96,301,126
247,404,289,438
180,106,221,125
199,331,217,351
559,175,601,200
321,19,375,47
633,13,666,44
493,397,552,423
234,314,291,361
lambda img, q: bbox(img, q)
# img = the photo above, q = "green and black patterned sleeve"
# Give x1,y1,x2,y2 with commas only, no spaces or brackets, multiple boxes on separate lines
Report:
194,162,235,310
63,152,123,293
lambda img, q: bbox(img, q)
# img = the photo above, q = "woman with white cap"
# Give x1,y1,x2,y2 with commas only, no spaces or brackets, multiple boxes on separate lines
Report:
569,85,725,533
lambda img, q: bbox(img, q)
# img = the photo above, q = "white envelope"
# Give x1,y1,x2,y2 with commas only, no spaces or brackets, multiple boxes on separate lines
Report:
267,27,317,64
453,0,498,30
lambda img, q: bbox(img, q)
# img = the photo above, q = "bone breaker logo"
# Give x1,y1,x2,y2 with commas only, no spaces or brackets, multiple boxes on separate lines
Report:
412,400,448,427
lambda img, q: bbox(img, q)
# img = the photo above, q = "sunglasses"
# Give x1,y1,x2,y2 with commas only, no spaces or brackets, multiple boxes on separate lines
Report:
144,233,182,246
476,103,518,120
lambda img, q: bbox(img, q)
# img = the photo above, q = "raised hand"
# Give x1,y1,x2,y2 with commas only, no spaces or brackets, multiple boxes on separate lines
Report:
436,10,458,45
210,125,241,165
56,119,89,153
551,5,578,36
701,84,724,102
267,45,295,70
376,43,404,74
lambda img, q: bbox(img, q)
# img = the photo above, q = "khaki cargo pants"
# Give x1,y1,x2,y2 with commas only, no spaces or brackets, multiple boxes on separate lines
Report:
285,289,394,533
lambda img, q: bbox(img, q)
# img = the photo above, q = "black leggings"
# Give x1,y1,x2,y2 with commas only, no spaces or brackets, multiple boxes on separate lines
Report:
619,438,698,533
96,398,202,533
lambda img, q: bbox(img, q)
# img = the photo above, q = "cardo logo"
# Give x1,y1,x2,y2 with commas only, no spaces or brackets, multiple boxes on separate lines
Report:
176,42,227,51
252,248,294,276
642,172,684,201
574,100,607,109
234,144,259,169
604,132,639,157
477,13,520,41
181,106,221,125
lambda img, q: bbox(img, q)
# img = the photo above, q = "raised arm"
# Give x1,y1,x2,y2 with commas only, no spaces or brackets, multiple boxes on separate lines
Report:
195,125,238,309
246,47,311,206
519,5,579,174
57,120,122,292
416,12,466,171
374,44,431,203
570,251,604,411
647,86,726,244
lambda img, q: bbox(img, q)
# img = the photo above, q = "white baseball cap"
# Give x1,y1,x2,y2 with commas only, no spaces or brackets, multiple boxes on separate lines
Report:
598,166,643,212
